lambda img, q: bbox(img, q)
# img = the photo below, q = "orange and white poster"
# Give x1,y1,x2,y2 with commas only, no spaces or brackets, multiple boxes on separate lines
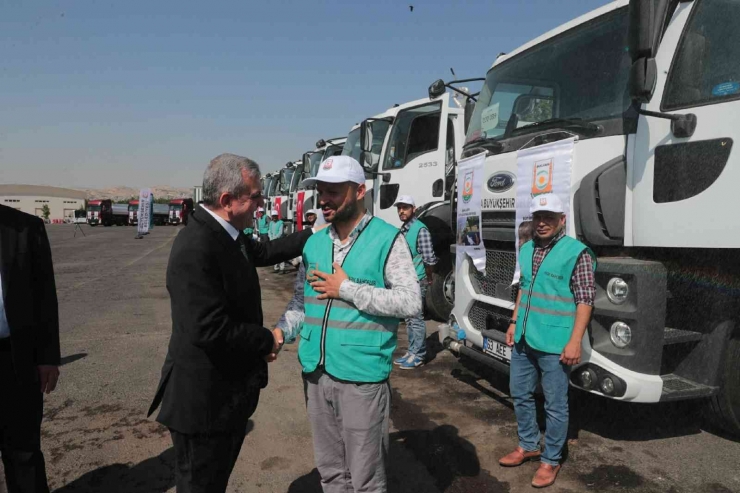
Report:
513,137,574,283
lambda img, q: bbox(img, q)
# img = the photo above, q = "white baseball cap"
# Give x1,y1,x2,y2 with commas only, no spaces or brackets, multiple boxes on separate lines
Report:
393,195,415,207
305,208,319,217
257,207,264,212
270,209,278,216
302,156,365,186
530,193,565,214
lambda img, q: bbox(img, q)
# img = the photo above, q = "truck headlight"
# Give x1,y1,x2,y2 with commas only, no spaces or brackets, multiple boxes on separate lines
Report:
609,321,632,348
600,376,616,395
606,277,629,305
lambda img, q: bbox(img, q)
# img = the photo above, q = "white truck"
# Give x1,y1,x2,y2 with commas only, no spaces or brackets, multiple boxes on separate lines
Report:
351,91,475,320
294,137,346,228
444,0,740,435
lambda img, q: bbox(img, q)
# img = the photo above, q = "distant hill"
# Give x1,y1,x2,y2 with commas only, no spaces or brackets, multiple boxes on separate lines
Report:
77,186,193,202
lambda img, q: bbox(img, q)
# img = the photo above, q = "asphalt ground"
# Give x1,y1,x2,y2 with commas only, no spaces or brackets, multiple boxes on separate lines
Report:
1,223,738,493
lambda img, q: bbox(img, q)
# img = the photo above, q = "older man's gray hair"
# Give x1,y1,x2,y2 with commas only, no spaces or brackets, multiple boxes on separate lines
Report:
202,153,261,207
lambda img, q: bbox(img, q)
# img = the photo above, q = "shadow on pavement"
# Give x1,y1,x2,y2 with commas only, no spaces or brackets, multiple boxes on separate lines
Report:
287,425,503,493
53,448,175,493
60,353,87,366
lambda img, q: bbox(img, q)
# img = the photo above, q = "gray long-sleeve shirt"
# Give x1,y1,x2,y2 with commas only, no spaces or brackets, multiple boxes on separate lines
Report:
276,213,421,343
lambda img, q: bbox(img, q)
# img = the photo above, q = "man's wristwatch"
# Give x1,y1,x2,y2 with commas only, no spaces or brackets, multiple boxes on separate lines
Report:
509,319,517,325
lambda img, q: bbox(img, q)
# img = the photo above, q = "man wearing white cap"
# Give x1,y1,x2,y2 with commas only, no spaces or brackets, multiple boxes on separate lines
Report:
268,210,286,273
275,156,420,492
393,195,438,369
256,207,270,242
500,193,595,488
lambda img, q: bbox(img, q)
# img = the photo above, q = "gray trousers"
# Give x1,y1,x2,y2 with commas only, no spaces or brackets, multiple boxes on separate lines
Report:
303,370,391,493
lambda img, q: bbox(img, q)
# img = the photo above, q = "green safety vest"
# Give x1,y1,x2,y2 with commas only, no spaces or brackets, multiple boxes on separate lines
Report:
268,219,284,239
403,218,429,281
299,217,401,383
257,216,269,234
515,235,595,354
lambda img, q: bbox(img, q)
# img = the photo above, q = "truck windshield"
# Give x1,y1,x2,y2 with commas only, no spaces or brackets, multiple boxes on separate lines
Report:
170,205,182,211
280,169,294,194
128,205,137,212
342,129,362,162
88,205,101,212
466,7,630,144
264,176,276,197
309,151,325,177
290,163,303,192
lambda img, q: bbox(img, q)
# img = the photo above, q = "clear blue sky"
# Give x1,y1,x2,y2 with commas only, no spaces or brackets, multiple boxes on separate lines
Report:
0,0,609,189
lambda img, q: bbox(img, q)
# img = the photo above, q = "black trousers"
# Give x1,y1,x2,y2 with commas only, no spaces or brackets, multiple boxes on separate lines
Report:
259,234,269,243
0,342,50,493
169,390,259,493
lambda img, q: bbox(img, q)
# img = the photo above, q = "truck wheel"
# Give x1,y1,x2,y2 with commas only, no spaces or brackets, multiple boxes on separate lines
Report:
705,325,740,436
426,264,454,322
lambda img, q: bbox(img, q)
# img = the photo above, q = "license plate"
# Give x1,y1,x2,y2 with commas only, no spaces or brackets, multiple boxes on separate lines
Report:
482,337,511,363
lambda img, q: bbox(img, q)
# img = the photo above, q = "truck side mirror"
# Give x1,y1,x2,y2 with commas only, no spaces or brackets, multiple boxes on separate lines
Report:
359,120,375,169
464,98,475,134
629,57,658,103
627,0,671,102
302,152,310,170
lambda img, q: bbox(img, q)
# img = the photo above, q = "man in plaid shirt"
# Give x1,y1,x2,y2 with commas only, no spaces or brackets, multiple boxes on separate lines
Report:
393,195,438,369
501,193,595,489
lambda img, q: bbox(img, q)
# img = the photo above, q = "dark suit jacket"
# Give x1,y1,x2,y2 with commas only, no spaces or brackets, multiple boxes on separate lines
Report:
0,205,60,385
148,204,312,434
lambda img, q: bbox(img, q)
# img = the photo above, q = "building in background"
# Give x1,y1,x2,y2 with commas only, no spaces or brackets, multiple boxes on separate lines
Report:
0,185,86,222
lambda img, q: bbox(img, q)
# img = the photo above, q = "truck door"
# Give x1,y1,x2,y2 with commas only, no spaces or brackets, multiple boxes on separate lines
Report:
375,95,450,225
631,0,740,248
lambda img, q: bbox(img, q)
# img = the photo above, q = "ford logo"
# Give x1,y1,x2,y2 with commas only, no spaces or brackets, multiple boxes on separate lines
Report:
487,172,515,193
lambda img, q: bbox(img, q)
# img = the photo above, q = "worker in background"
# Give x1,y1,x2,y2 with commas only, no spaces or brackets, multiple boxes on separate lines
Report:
304,209,318,227
275,156,420,493
269,210,286,273
256,207,270,242
243,215,256,240
289,209,320,270
501,193,595,489
393,195,438,370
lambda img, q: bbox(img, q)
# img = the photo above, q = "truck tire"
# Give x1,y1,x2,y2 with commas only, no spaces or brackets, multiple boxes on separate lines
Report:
705,326,740,436
426,263,453,322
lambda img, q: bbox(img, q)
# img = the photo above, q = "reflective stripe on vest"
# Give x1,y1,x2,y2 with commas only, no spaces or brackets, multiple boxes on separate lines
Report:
514,235,595,354
299,217,400,383
404,219,428,280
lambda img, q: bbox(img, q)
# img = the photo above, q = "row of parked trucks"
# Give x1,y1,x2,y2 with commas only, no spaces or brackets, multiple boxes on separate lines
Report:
86,198,194,227
262,0,740,435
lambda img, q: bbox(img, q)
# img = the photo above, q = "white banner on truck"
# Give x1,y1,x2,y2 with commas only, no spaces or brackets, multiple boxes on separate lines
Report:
513,137,575,283
137,188,152,236
455,152,487,275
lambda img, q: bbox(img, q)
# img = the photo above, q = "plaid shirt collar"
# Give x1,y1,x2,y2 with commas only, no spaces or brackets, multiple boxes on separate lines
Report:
534,228,566,251
400,216,417,235
328,212,373,246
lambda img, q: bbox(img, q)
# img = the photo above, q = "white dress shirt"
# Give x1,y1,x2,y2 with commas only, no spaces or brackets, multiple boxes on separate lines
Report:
0,272,10,339
201,206,239,241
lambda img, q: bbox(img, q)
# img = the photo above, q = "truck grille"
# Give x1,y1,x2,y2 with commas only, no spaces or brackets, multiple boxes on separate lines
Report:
468,301,511,334
469,249,517,302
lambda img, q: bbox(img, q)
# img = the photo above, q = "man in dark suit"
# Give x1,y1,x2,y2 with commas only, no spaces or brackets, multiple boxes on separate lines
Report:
0,204,60,493
148,153,313,493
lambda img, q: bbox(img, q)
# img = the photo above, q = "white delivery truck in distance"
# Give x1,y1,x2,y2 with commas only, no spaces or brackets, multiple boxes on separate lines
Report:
444,0,740,435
